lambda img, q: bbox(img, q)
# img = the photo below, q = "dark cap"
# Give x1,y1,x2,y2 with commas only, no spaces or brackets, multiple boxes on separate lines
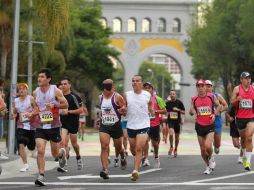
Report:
143,82,153,88
196,79,206,86
240,72,250,78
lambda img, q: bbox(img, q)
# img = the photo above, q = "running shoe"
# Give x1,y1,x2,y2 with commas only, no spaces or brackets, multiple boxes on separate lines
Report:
100,169,109,179
140,157,145,167
35,174,46,186
238,156,243,164
0,153,9,160
77,158,83,170
242,156,247,166
203,166,212,175
131,170,139,181
20,164,29,172
244,162,251,171
114,158,119,167
173,149,177,157
168,147,173,156
57,166,68,173
121,156,127,170
209,156,216,170
58,148,66,168
142,158,150,167
154,157,160,168
214,147,220,154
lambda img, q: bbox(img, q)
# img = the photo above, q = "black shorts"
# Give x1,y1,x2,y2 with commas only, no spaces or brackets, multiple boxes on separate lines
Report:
17,128,35,151
148,126,160,142
35,127,62,143
62,121,79,134
195,123,214,137
168,121,181,133
99,121,123,139
230,122,240,138
127,127,150,138
235,118,254,130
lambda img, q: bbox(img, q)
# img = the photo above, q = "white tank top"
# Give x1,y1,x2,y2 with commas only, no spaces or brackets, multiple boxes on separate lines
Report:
15,95,33,130
126,90,151,130
101,94,119,125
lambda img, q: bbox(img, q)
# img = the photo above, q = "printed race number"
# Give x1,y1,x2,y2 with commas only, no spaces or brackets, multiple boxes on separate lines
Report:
20,113,30,123
102,115,115,125
240,99,252,109
169,112,178,119
197,106,211,116
39,111,53,123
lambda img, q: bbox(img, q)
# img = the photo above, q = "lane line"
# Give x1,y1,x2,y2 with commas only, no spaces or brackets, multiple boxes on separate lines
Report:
58,168,162,180
187,171,254,183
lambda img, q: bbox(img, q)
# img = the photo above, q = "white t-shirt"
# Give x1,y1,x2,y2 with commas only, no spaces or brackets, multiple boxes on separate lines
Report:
126,90,151,130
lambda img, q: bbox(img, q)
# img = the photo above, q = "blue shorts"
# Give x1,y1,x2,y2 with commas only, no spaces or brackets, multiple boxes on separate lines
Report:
122,121,127,129
214,116,222,134
127,127,149,138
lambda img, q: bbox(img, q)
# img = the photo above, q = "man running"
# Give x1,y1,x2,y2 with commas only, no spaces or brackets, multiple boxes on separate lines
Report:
189,79,220,174
205,80,228,154
79,105,88,141
124,75,154,181
12,83,37,172
166,89,185,157
98,79,127,179
33,68,68,186
231,72,254,171
143,82,166,168
60,77,84,170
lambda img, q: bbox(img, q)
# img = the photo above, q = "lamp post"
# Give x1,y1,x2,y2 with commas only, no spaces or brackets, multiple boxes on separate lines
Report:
147,68,154,81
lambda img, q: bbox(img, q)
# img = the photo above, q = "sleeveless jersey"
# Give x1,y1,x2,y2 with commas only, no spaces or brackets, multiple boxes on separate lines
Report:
150,95,165,127
126,90,151,130
236,85,254,119
35,85,61,129
192,93,214,126
100,92,120,125
15,95,33,130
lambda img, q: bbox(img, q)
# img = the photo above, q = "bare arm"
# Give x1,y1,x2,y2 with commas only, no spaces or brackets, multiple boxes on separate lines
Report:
55,88,68,109
231,86,240,105
213,96,221,116
0,96,6,112
218,94,228,112
116,93,126,115
189,99,195,116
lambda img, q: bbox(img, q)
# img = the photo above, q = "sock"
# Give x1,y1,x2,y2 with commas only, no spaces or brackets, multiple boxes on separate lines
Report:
245,152,252,163
76,155,81,160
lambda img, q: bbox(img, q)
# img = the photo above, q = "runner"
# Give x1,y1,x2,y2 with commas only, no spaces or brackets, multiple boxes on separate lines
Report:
189,79,220,174
11,83,37,172
98,79,127,180
231,72,254,171
79,105,88,141
59,77,84,170
166,89,185,157
160,113,168,144
143,82,166,168
124,75,154,181
205,80,228,154
33,68,68,186
225,105,243,163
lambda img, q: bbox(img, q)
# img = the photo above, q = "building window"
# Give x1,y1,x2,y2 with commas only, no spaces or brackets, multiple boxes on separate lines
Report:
142,18,151,32
172,18,181,33
113,17,122,32
100,17,107,28
128,18,137,32
158,18,166,32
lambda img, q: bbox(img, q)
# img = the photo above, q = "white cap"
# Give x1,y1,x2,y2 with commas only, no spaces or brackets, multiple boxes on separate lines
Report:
205,80,213,86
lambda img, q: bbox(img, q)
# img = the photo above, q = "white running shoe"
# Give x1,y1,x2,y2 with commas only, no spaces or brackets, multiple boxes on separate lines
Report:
114,158,119,167
77,158,83,170
0,154,9,160
58,148,66,168
142,158,150,167
203,166,212,174
154,158,160,168
20,164,29,172
209,156,216,170
238,156,243,164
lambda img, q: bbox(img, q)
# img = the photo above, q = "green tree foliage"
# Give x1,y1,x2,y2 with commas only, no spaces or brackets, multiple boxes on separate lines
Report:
188,0,254,101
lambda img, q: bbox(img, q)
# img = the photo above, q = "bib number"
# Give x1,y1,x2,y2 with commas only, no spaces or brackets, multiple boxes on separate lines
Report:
102,114,115,125
197,106,211,116
20,113,30,123
169,112,178,119
240,99,252,109
39,111,53,123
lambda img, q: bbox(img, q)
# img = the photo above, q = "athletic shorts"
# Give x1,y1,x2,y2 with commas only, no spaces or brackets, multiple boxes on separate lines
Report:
230,122,240,138
35,127,62,143
195,123,214,137
122,121,127,129
168,121,181,133
214,116,223,134
127,127,149,139
99,121,123,139
148,126,160,141
62,120,79,134
17,128,35,151
235,118,254,130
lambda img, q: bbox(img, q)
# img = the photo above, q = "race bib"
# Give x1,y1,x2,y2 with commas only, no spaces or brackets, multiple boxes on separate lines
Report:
39,111,53,123
197,106,211,115
162,115,168,119
169,112,178,119
102,114,115,125
20,113,30,123
240,99,252,109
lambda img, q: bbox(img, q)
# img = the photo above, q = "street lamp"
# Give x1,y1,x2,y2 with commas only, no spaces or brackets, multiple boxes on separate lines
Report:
147,68,154,81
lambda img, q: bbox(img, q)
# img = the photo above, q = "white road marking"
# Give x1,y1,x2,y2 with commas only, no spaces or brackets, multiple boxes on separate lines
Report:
58,168,162,180
187,171,254,183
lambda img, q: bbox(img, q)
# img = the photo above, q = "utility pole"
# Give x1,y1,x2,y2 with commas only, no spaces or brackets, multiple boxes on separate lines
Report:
27,0,33,94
